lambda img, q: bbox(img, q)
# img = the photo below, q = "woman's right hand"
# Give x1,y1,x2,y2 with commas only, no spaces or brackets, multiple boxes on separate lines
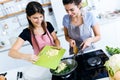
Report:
25,54,38,63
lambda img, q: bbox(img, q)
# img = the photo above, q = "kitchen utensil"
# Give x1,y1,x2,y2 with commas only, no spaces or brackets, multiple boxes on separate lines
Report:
50,57,78,78
87,57,101,66
34,46,66,69
17,72,23,80
73,45,78,59
73,45,78,54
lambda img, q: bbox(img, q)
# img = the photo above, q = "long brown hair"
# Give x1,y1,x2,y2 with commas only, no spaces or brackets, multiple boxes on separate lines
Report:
26,1,46,33
26,1,47,50
26,1,54,50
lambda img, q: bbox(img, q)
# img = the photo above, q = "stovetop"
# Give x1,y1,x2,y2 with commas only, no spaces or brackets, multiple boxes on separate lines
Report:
52,49,109,80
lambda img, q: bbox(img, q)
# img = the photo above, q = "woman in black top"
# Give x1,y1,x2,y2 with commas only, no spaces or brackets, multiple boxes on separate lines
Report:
8,1,61,63
19,22,55,45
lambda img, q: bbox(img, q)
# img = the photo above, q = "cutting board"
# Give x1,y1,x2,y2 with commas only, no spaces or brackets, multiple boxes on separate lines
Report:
34,46,66,69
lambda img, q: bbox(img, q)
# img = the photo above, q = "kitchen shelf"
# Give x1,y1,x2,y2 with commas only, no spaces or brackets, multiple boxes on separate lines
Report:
0,0,12,4
0,2,51,19
42,2,51,6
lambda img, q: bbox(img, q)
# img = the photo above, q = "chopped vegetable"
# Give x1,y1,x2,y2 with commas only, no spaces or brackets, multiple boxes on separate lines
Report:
46,49,59,57
51,62,72,75
106,46,120,55
55,62,67,73
104,54,120,77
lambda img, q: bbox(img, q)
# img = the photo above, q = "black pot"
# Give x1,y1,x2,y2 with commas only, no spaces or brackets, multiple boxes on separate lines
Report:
50,58,78,78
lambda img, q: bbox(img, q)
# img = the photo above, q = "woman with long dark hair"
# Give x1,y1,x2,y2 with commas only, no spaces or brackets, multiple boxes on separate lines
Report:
9,1,61,63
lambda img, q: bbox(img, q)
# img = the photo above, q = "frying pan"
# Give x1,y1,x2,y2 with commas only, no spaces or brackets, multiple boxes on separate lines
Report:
50,57,78,77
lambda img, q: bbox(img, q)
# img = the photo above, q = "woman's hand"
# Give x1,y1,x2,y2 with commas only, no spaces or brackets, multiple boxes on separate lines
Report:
25,54,38,63
69,39,76,47
80,38,92,50
55,45,62,50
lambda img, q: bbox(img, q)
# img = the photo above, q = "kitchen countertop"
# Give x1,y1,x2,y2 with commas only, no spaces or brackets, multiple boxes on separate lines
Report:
2,65,52,80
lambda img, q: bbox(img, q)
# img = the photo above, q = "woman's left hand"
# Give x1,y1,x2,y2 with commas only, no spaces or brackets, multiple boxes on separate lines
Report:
55,45,62,50
80,38,92,50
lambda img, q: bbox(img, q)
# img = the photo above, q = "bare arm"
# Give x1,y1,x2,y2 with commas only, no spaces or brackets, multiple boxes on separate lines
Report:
64,27,76,47
8,37,38,63
51,31,61,48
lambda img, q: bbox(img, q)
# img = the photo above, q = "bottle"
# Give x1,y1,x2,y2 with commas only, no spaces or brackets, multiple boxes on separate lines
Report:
1,24,10,47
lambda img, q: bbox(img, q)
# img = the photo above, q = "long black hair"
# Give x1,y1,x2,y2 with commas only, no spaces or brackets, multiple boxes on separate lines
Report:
62,0,82,6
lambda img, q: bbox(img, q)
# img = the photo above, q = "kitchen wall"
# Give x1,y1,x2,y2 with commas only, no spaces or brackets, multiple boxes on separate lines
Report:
97,0,120,12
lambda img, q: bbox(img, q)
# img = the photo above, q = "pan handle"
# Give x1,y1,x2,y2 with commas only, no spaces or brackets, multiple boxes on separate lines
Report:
61,56,73,60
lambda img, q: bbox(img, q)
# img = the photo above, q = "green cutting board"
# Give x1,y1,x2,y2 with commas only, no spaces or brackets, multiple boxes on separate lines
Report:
34,46,66,69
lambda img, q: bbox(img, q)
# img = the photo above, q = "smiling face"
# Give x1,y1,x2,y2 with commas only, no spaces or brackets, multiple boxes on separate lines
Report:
64,3,81,17
28,12,44,27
